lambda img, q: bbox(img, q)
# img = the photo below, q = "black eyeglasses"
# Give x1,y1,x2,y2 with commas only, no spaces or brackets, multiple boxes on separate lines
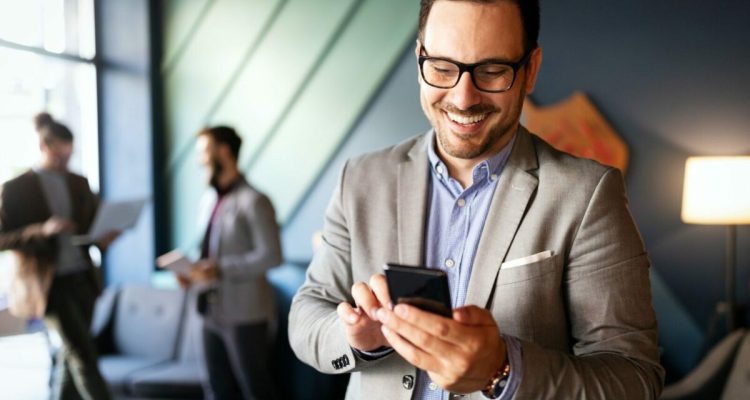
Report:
418,45,532,93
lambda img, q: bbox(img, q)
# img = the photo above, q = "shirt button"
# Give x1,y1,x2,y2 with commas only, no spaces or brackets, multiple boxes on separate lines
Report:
444,258,455,268
490,174,498,181
436,165,445,175
429,382,438,391
457,198,466,207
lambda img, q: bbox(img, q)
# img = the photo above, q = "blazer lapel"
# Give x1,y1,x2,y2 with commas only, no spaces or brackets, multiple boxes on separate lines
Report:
465,127,539,307
396,135,430,266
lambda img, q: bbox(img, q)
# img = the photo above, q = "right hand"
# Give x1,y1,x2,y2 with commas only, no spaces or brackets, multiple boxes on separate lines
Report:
337,274,392,352
41,216,73,237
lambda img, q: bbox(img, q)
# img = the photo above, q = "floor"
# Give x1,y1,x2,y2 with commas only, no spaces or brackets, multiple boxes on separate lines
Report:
0,332,51,400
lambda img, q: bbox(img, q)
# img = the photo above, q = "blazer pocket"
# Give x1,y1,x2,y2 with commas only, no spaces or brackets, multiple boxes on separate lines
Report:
497,253,560,285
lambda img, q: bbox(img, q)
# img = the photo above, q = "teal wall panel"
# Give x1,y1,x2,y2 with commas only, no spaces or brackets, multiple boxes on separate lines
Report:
248,0,419,221
162,0,212,71
165,0,281,168
210,0,359,168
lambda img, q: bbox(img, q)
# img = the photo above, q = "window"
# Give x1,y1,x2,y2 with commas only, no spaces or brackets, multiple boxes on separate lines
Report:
0,0,98,309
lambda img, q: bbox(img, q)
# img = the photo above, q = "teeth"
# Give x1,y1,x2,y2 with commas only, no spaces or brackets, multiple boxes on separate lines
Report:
447,112,487,125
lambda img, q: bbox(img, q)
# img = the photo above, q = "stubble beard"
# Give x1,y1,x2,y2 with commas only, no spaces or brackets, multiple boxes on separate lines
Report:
431,89,526,160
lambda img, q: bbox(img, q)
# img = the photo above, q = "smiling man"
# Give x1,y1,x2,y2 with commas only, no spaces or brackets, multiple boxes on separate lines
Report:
289,1,664,399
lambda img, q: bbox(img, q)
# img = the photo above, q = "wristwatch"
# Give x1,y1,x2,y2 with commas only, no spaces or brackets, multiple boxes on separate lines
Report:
481,358,511,399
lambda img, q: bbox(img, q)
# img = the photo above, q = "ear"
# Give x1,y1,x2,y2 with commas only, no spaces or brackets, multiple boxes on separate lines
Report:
415,39,423,82
523,46,543,94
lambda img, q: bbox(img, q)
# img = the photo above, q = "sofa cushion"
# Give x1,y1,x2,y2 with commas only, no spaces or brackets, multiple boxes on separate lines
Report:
722,331,750,399
113,286,185,359
99,355,167,392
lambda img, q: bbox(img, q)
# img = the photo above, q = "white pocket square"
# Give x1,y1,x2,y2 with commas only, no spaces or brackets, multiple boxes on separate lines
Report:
501,250,553,269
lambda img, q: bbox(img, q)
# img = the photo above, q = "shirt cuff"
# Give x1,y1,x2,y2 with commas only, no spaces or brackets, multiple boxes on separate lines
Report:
495,334,523,400
351,346,394,361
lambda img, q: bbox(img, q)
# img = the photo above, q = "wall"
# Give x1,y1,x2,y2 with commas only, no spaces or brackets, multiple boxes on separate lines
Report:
535,0,750,338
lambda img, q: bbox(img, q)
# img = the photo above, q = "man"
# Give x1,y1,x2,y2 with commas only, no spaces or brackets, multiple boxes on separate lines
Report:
178,126,282,400
289,1,664,399
0,113,116,400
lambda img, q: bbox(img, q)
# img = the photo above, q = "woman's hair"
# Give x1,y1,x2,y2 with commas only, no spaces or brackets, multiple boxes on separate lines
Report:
34,112,74,143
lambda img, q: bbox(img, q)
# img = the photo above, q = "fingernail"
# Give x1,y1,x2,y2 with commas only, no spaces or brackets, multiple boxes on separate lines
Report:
347,313,358,324
395,304,407,317
381,325,391,336
387,302,393,310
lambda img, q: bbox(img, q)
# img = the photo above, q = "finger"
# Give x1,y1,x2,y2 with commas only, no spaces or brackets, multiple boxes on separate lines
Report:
377,306,456,358
392,304,482,345
452,305,497,327
351,282,382,320
381,323,439,372
337,302,362,325
369,274,392,309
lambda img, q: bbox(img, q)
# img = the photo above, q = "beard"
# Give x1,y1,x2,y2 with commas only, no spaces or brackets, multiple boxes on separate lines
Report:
208,159,224,189
432,88,526,160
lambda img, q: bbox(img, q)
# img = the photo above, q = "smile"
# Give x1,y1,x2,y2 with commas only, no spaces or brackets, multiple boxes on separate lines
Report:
446,111,488,126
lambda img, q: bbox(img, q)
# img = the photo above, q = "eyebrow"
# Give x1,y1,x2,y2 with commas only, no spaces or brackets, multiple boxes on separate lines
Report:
421,47,522,65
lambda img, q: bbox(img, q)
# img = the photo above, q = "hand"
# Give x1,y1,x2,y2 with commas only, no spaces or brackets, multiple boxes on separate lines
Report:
377,304,506,394
337,274,392,352
189,259,219,283
96,230,121,249
176,273,192,289
41,216,73,237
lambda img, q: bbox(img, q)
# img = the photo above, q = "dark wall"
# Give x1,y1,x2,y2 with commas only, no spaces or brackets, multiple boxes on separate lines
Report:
535,0,750,331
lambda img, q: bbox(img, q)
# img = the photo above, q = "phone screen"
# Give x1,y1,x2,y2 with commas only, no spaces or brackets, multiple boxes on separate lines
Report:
384,263,452,318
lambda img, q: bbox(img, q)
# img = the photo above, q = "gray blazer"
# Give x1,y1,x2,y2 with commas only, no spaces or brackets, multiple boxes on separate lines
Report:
289,127,664,399
198,177,282,325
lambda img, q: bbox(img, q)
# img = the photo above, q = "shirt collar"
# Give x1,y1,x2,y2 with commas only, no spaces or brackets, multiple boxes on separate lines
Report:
426,128,518,184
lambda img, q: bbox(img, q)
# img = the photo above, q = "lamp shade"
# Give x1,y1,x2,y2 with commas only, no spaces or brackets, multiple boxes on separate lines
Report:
681,156,750,224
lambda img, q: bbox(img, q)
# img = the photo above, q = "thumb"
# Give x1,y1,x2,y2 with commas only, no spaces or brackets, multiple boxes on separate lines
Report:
453,305,494,326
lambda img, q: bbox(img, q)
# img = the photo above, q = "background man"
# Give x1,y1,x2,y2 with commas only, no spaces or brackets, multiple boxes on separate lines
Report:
178,126,282,400
289,1,664,399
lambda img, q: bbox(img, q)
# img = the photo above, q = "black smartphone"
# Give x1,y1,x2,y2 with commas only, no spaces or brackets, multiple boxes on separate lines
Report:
384,263,452,318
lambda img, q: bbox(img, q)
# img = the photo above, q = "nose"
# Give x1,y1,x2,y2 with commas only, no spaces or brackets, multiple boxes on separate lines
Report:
446,71,482,110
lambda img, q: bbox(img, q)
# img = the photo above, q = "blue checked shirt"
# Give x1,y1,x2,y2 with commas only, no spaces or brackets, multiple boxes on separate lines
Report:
412,130,522,400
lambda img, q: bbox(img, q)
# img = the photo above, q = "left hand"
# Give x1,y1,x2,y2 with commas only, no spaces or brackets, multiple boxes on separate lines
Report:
190,259,219,283
376,304,506,394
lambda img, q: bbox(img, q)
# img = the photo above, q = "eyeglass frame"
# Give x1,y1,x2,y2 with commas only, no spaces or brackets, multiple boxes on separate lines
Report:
417,44,534,93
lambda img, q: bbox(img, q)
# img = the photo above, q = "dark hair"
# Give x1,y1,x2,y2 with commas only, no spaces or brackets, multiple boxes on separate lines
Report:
418,0,540,53
198,126,242,161
34,112,74,143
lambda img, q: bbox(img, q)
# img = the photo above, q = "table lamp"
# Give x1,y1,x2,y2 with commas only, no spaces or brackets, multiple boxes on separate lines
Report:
681,156,750,332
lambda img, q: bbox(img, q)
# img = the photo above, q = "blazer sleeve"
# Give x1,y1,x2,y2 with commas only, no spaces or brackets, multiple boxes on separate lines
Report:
0,183,46,251
288,161,387,374
217,193,283,279
514,168,664,399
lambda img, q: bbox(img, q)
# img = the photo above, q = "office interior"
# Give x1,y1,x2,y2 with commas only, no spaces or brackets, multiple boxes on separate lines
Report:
0,0,749,399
